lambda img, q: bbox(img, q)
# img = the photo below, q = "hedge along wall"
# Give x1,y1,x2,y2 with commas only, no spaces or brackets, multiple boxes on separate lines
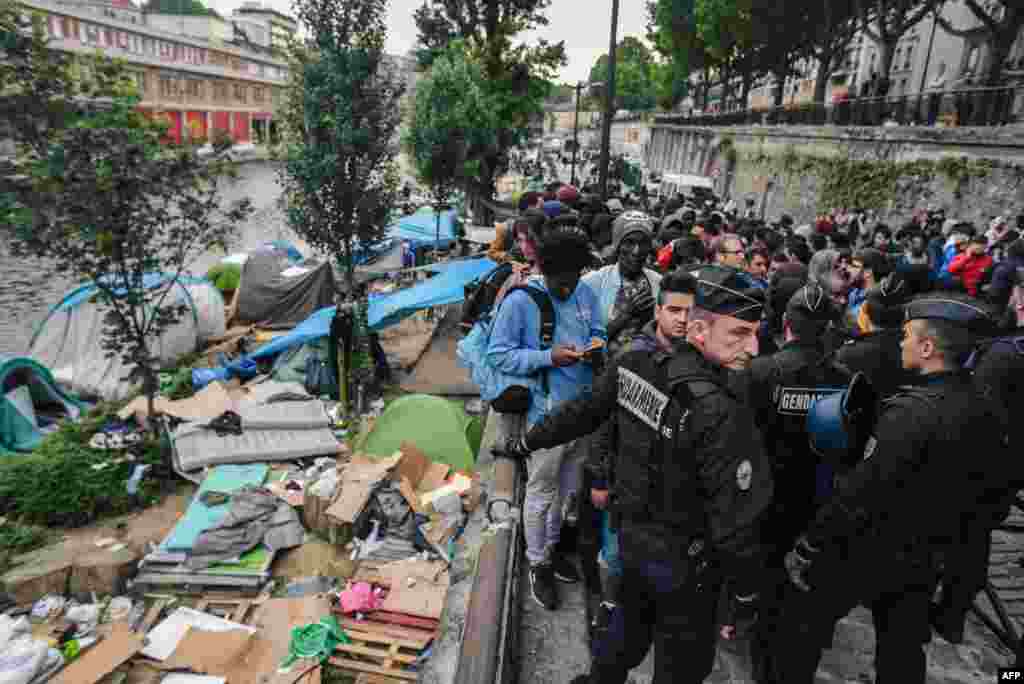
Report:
646,124,1024,226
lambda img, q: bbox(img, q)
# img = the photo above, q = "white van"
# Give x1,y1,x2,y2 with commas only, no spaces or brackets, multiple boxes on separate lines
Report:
658,173,715,200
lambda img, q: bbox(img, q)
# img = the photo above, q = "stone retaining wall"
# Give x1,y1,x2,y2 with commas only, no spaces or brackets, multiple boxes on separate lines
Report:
647,124,1024,226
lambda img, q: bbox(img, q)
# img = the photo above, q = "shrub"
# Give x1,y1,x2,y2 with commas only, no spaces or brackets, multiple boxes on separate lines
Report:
0,409,164,528
205,263,242,293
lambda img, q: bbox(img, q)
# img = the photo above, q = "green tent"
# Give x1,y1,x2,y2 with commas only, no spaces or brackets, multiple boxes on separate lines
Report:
358,394,480,472
1,355,86,454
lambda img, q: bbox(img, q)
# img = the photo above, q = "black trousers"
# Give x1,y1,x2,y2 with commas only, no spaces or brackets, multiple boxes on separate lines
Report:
763,554,935,684
588,530,722,684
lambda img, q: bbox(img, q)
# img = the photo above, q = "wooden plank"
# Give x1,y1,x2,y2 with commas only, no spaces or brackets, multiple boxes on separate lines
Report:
341,629,425,651
334,642,417,665
327,656,417,681
368,611,439,631
355,675,406,684
231,600,252,623
138,599,166,633
338,618,433,648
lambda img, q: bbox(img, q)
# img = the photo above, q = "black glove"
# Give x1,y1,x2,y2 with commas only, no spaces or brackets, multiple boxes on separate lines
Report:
722,592,760,640
628,289,655,319
503,435,532,462
784,536,820,593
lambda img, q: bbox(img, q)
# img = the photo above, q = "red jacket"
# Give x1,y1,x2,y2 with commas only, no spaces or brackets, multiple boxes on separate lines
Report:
947,252,993,296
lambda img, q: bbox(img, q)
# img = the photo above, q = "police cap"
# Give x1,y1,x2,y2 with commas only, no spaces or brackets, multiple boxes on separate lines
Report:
785,282,834,323
691,265,765,322
904,293,993,332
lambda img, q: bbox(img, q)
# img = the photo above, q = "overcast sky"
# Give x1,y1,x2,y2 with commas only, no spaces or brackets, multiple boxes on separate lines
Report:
202,0,650,84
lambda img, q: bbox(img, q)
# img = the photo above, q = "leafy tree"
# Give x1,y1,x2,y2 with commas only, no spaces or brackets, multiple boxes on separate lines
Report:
935,0,1024,87
3,2,252,425
404,43,498,253
646,0,700,107
140,0,222,17
413,0,566,221
855,0,938,79
276,0,404,407
804,0,859,103
276,0,404,294
588,37,657,111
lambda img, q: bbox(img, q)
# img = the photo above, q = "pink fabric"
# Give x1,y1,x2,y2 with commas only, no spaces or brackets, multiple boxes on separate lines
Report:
339,582,382,614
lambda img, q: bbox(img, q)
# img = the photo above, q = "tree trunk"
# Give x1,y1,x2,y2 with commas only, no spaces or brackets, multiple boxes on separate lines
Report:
875,40,895,82
772,71,786,107
814,56,833,104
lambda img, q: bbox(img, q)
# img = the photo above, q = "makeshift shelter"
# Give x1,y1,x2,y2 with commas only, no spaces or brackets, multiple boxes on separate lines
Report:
232,251,336,329
0,355,85,453
386,209,461,258
358,394,480,472
242,257,497,368
29,275,225,401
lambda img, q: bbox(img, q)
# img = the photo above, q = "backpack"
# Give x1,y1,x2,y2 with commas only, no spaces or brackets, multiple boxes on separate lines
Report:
456,283,556,414
460,262,516,334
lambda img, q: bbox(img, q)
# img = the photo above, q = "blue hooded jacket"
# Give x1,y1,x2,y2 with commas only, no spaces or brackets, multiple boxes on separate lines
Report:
486,276,606,427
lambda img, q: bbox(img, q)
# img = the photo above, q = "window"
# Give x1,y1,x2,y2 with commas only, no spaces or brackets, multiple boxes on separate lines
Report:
253,86,264,102
214,81,228,101
904,46,914,70
892,48,901,70
159,76,180,98
233,83,247,103
185,79,204,98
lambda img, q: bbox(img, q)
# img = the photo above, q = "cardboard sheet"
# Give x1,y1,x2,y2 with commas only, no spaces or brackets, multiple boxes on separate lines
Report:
376,559,450,620
118,381,237,422
164,627,256,675
51,623,144,684
221,597,329,684
325,453,401,524
142,608,256,661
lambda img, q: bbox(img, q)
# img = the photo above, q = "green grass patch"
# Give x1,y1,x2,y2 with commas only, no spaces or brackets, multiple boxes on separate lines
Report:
0,406,164,528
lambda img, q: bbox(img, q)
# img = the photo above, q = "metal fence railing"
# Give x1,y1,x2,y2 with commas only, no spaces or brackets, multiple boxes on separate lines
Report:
656,85,1024,128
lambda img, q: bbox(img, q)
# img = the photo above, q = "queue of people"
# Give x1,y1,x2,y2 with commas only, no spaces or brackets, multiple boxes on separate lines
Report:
475,183,1024,684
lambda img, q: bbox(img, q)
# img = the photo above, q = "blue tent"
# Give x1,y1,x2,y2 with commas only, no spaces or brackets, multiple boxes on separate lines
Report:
387,209,460,252
246,257,498,364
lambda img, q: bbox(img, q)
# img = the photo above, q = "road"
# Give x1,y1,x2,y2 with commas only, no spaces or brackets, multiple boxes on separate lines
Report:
0,161,302,356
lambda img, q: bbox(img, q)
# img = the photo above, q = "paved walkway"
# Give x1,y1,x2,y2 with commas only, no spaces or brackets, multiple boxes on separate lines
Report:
518,514,1023,684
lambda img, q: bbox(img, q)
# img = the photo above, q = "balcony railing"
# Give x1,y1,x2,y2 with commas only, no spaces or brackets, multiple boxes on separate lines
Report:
657,85,1023,128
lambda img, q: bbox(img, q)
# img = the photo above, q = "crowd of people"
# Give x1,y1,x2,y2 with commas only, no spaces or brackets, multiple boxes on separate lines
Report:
473,182,1024,684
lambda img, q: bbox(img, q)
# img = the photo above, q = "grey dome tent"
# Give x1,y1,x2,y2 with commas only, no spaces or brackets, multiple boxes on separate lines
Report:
1,355,86,454
30,275,226,401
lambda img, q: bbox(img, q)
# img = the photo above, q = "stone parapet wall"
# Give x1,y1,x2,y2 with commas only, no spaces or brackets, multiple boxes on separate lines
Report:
647,124,1024,226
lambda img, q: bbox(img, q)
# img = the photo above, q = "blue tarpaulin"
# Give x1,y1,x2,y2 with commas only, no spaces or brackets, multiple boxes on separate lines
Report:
246,257,498,363
387,209,460,251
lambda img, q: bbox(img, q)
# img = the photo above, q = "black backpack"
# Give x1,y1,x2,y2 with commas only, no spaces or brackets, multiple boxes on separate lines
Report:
460,262,516,334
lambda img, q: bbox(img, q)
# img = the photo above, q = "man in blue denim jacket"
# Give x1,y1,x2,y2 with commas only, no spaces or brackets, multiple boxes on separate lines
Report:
487,226,606,610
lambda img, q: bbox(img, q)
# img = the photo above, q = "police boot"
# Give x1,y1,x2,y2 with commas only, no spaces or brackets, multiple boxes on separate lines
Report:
592,573,622,633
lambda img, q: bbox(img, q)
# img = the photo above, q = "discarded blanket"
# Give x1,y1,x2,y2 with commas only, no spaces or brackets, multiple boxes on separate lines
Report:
187,486,304,570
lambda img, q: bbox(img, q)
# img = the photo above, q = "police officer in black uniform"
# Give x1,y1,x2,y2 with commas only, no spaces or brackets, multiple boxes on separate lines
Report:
744,283,852,682
834,273,916,398
769,293,1007,684
507,267,773,684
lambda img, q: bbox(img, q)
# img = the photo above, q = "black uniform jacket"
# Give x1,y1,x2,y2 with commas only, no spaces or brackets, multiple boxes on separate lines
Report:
525,342,773,592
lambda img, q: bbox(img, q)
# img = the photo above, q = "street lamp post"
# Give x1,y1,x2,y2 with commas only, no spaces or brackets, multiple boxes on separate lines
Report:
571,80,603,188
598,0,620,202
570,81,583,187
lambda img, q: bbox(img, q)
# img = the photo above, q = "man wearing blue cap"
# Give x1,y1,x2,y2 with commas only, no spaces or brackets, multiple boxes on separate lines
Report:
506,266,773,684
770,292,1008,684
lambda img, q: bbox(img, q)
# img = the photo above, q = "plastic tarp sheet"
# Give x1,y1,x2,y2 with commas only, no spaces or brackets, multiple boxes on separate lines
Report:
29,277,214,401
235,253,336,329
367,257,496,331
387,209,460,251
162,464,269,552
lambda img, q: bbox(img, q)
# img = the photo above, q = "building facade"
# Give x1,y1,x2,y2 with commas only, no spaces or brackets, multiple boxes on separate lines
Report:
742,1,1024,111
18,0,294,145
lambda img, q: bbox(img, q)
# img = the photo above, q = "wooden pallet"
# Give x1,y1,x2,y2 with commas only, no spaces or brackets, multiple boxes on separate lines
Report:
194,597,256,623
328,615,432,683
